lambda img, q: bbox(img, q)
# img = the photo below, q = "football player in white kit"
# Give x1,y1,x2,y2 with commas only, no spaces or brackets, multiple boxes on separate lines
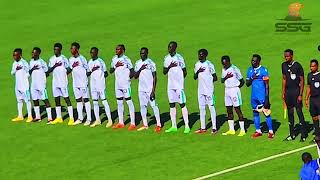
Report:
11,48,33,122
47,43,74,125
110,44,136,130
29,47,52,123
134,47,162,132
221,55,246,136
87,47,113,128
194,49,218,134
163,41,190,134
69,42,92,126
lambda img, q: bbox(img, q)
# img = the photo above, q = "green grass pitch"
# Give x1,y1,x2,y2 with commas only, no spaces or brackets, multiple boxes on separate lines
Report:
0,0,320,179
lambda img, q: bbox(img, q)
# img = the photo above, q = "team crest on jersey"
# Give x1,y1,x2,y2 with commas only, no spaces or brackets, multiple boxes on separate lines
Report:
315,82,320,88
290,73,296,80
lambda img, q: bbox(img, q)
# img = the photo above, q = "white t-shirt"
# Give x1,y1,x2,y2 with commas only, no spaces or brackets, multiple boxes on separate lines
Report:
30,58,48,90
194,60,216,95
11,59,30,91
222,64,243,88
111,55,133,89
48,54,69,88
69,55,88,88
134,58,156,93
163,53,185,90
88,58,106,92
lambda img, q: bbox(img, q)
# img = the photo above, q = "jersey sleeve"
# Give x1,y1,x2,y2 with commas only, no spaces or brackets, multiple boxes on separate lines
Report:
134,61,140,72
63,56,70,68
179,56,186,69
307,73,311,85
101,59,107,72
81,56,88,70
234,66,243,80
41,60,48,72
221,69,226,78
48,57,53,68
281,63,285,75
11,63,16,75
246,68,251,80
209,62,216,74
126,57,133,69
194,63,199,74
23,60,29,73
262,67,269,81
110,57,116,69
297,63,304,77
150,61,156,72
163,56,170,68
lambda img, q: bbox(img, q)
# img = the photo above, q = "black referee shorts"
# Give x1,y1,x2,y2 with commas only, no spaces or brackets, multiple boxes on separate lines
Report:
285,89,302,108
310,96,320,117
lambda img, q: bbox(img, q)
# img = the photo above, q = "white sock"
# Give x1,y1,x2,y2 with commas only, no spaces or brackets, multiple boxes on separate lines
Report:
26,101,32,118
117,100,124,124
34,106,40,119
77,102,84,120
239,121,245,131
268,130,274,134
46,107,52,120
199,106,206,129
257,129,262,133
228,120,235,131
181,106,189,128
126,100,135,125
102,100,112,121
151,102,161,127
17,102,23,117
140,105,148,126
209,105,217,130
67,106,73,119
56,106,62,118
93,101,100,121
170,107,177,128
85,102,91,121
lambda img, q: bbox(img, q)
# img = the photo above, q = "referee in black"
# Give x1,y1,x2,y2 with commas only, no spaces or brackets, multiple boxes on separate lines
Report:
305,59,320,138
282,49,307,142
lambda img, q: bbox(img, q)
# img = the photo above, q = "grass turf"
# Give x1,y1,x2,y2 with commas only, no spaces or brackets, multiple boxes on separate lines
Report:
0,0,320,179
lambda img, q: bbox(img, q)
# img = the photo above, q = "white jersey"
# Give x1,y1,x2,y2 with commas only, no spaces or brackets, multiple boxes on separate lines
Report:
111,55,133,89
163,53,185,90
194,60,216,95
134,58,156,93
49,55,69,88
222,64,243,88
30,58,48,90
11,59,29,91
69,55,88,88
88,58,107,92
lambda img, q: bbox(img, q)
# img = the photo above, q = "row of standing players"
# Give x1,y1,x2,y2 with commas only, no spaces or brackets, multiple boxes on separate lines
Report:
10,41,320,140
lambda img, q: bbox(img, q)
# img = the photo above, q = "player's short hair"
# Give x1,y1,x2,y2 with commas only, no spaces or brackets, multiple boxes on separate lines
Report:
221,55,230,63
91,47,99,52
252,54,261,61
311,59,318,66
54,43,62,49
198,49,208,56
13,48,22,54
169,41,177,47
71,42,80,49
140,47,148,53
301,152,312,162
33,47,41,54
117,44,125,52
284,49,293,55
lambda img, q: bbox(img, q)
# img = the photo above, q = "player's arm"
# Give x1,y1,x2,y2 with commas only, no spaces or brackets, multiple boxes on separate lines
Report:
151,71,157,99
305,85,310,108
239,78,245,88
263,76,270,108
299,75,305,99
129,68,135,79
66,67,72,75
282,74,286,101
10,63,16,75
182,67,187,78
212,73,218,82
134,64,144,79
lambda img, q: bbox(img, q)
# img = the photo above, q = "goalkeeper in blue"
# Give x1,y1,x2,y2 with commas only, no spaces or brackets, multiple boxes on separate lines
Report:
246,54,274,139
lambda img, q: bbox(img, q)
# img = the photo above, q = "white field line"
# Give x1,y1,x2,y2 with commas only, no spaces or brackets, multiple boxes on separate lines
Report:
193,144,316,180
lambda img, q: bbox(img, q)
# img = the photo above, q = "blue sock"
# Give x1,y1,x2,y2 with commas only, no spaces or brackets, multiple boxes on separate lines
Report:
253,112,260,131
266,115,273,131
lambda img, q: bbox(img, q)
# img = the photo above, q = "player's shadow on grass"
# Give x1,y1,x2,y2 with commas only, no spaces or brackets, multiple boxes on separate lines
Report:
147,112,171,127
292,121,314,138
261,119,281,133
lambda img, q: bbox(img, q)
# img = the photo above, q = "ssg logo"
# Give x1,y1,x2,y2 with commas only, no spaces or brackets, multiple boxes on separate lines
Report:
275,2,312,32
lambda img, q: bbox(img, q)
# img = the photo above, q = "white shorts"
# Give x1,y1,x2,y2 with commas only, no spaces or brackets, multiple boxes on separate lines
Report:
224,87,242,107
139,91,157,107
198,93,215,106
73,87,89,99
31,88,48,100
15,89,30,102
116,88,131,99
168,89,186,104
91,90,106,100
53,87,69,98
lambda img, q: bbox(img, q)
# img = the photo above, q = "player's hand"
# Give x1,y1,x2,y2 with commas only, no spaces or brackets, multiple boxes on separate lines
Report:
115,61,124,68
150,91,155,101
264,97,271,109
168,61,178,69
197,67,205,73
72,61,79,68
53,62,62,68
92,65,100,72
297,95,302,103
31,65,40,71
16,65,23,70
225,72,233,80
139,64,148,71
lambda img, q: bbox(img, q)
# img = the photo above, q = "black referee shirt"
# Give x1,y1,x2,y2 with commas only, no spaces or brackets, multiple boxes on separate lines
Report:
281,61,304,90
307,72,320,97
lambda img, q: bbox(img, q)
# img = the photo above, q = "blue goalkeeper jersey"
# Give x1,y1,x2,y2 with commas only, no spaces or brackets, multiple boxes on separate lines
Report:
246,65,269,100
300,159,320,180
